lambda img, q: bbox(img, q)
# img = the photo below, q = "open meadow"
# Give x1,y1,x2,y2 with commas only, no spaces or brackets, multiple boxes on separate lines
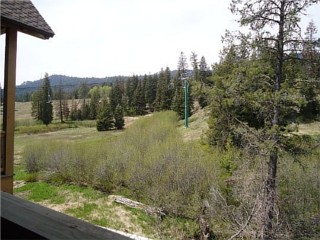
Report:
13,102,218,239
11,101,320,239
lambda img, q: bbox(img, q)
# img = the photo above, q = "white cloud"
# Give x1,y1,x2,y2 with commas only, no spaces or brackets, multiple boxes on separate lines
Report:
0,0,319,85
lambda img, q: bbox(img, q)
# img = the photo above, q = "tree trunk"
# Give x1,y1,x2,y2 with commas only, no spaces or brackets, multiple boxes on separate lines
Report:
262,149,278,239
59,97,64,123
261,2,285,238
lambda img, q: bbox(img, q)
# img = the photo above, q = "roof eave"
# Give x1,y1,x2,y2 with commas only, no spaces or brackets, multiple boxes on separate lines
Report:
1,17,54,40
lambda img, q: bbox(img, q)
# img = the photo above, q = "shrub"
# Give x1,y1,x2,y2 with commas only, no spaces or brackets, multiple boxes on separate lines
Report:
278,151,320,238
21,111,221,237
23,142,45,173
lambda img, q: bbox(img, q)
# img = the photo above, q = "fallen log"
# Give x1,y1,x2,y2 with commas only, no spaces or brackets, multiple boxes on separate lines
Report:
113,196,166,217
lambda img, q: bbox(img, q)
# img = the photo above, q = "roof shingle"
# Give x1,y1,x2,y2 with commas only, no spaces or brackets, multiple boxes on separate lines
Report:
1,0,54,39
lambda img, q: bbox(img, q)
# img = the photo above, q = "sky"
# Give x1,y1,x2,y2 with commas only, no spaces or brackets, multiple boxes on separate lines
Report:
1,0,319,86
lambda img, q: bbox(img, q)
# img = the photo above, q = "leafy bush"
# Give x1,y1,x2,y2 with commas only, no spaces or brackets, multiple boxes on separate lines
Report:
21,111,219,222
23,142,45,173
278,150,320,239
20,110,320,238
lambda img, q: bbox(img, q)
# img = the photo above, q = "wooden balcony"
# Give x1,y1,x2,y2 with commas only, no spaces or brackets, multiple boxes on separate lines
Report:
1,191,131,239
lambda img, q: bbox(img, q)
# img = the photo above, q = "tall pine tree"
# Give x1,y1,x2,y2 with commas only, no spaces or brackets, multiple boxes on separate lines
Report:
132,80,146,115
171,52,193,119
207,1,320,238
110,80,123,113
144,74,158,112
31,73,53,125
96,98,114,131
114,104,125,129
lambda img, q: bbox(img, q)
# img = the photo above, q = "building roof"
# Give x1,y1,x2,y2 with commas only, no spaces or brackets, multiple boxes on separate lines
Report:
1,0,54,39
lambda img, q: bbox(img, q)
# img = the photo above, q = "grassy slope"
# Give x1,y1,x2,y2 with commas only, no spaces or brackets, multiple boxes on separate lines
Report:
178,105,209,142
13,102,154,238
11,105,213,238
12,102,320,239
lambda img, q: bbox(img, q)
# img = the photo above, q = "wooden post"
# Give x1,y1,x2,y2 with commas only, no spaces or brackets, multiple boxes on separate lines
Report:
1,27,17,194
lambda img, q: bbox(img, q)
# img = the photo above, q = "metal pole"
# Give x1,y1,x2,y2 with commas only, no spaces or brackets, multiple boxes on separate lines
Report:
184,78,188,128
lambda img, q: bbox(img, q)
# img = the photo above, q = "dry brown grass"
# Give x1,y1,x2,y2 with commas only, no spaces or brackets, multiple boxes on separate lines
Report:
179,103,209,142
15,102,33,120
297,121,320,136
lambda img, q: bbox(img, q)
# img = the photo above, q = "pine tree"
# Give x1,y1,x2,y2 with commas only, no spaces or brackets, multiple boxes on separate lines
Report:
171,52,193,119
125,75,139,114
31,73,53,125
178,51,188,74
70,99,78,121
299,20,320,119
55,80,64,123
154,67,173,111
31,90,41,120
207,1,320,238
154,69,167,111
78,83,89,120
114,104,125,129
198,56,211,108
164,67,173,109
132,80,146,115
110,80,123,113
171,85,185,118
89,86,100,120
303,20,319,79
62,95,70,120
96,98,114,131
190,51,199,81
144,74,157,112
199,56,209,86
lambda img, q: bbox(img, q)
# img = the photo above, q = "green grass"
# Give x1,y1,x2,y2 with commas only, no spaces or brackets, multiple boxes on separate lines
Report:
15,122,71,134
14,165,30,181
66,203,98,219
13,106,320,239
60,184,104,200
14,111,217,239
13,100,98,134
126,207,158,236
15,182,63,203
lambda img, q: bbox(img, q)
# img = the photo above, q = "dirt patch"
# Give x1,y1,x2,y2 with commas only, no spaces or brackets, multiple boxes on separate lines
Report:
37,192,148,238
107,195,146,236
124,116,139,127
40,190,87,212
297,121,320,135
180,105,209,141
124,114,153,128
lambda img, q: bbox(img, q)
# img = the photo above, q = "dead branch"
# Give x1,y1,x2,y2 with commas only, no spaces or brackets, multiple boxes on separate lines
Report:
228,191,262,240
113,196,166,217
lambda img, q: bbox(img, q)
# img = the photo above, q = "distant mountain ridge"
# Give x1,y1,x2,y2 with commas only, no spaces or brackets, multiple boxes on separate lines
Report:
15,70,192,101
18,74,124,89
16,74,127,101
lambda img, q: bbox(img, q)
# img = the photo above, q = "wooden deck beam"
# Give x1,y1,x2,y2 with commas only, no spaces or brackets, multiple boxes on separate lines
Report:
1,27,17,194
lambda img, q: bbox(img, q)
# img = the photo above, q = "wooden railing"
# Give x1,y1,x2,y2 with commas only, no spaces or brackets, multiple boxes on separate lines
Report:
1,191,131,239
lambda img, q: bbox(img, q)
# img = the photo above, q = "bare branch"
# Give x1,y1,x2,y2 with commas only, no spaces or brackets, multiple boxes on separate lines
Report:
228,189,262,240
